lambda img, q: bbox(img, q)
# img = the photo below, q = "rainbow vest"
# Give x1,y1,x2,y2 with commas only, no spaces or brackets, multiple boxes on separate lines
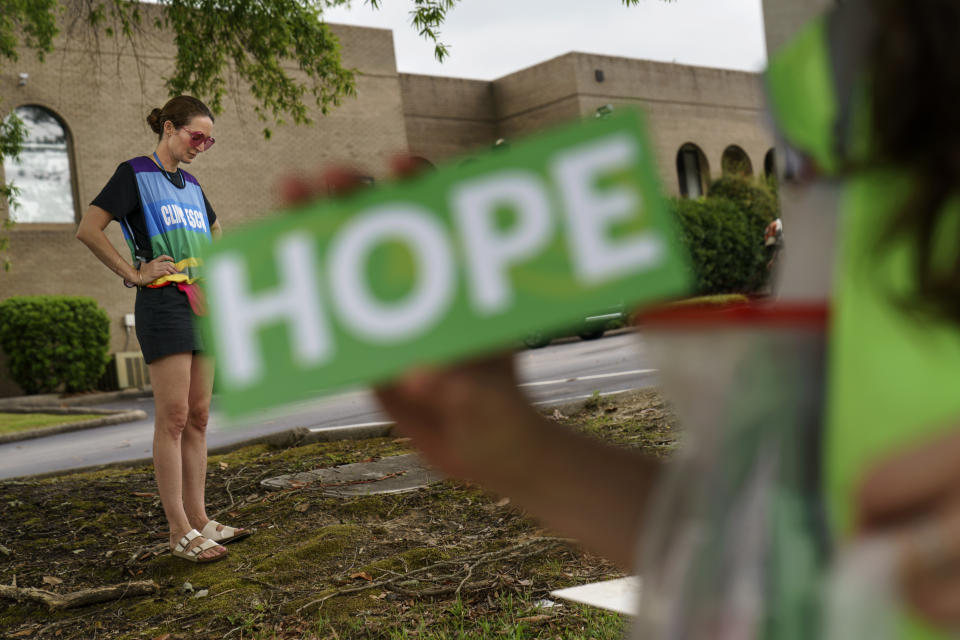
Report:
122,156,212,286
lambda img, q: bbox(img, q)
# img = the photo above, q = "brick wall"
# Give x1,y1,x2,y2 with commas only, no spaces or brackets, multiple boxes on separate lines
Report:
402,52,775,196
399,74,497,162
568,54,773,193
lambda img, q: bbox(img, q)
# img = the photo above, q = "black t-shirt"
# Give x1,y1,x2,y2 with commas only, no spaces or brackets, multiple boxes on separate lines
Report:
91,161,217,261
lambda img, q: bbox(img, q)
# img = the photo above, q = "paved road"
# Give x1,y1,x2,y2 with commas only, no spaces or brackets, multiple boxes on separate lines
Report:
0,332,656,479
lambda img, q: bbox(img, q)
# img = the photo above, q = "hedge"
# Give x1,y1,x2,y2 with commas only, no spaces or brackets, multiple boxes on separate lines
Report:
709,176,779,235
0,296,110,394
670,177,778,295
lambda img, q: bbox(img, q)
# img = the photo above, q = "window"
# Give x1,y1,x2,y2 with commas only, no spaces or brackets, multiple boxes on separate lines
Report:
721,145,753,177
676,143,709,198
764,148,777,179
2,105,76,223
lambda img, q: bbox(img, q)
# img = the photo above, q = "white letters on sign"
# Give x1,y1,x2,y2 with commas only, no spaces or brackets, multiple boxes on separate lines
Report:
208,132,656,390
329,206,455,342
210,233,332,387
552,134,662,283
452,171,553,315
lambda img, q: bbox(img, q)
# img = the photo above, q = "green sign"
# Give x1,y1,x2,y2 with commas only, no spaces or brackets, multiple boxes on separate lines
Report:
200,109,691,418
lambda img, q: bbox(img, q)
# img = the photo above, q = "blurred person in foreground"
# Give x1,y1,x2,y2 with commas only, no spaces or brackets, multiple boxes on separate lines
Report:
283,0,960,635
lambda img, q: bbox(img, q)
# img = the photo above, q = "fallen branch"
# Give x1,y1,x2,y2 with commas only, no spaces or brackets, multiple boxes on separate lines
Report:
35,609,100,638
224,478,236,512
241,576,283,591
0,580,158,610
387,578,497,598
455,562,475,597
127,543,167,565
296,537,566,613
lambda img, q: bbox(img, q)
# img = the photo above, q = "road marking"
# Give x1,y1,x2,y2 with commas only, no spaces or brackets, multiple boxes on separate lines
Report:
520,368,657,388
309,420,392,433
532,388,638,405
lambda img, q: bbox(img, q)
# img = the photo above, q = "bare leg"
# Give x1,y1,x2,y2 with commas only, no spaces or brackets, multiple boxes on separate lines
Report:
150,352,225,561
182,354,214,527
181,354,248,539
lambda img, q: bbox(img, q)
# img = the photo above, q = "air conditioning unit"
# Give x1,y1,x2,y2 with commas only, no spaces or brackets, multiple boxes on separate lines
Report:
101,351,151,390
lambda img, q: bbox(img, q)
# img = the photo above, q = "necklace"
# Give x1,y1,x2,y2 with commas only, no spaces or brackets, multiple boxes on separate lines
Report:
152,151,185,188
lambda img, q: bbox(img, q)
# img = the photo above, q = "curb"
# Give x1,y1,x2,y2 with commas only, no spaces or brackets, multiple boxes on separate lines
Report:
0,387,153,410
0,409,149,445
9,422,397,482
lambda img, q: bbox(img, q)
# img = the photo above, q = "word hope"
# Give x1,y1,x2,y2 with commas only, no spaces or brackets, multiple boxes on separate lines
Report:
209,133,662,388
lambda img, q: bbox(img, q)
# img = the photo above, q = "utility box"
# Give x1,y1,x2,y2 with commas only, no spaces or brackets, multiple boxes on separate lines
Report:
100,351,151,390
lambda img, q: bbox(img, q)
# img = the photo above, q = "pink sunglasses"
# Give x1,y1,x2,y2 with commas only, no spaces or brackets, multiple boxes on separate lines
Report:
182,127,215,151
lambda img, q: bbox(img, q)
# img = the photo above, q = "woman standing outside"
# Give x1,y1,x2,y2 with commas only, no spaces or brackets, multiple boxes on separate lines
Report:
77,96,247,563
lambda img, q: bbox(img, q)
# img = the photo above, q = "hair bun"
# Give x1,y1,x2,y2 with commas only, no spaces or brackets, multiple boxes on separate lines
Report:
146,108,164,134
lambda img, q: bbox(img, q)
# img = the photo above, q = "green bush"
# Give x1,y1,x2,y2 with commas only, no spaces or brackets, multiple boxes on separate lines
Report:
670,176,778,294
0,296,110,394
708,176,779,236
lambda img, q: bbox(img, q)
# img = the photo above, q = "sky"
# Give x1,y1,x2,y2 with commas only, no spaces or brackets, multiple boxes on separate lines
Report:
322,0,769,81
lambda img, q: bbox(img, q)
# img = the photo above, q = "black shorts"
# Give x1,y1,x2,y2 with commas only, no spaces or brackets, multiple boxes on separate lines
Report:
135,286,205,364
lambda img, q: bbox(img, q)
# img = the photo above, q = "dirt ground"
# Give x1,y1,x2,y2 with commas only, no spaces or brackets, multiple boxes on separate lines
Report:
0,389,678,639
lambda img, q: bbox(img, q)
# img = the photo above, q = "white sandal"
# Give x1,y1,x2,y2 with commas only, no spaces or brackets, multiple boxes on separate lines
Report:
171,529,227,563
201,520,252,545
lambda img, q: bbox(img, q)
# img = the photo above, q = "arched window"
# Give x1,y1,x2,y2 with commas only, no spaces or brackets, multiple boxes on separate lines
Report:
764,148,777,178
2,105,76,223
676,143,709,198
721,145,753,177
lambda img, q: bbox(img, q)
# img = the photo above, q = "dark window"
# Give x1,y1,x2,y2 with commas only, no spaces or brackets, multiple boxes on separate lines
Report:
764,148,777,178
676,143,709,198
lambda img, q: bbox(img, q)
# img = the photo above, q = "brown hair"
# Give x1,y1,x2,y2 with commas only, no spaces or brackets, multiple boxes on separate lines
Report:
146,96,214,140
869,0,960,323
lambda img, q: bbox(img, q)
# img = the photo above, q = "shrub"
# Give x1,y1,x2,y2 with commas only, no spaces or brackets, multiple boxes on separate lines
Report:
708,175,779,239
0,296,110,394
671,196,773,295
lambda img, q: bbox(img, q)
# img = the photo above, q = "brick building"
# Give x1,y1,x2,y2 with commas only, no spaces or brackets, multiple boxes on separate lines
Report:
0,11,775,395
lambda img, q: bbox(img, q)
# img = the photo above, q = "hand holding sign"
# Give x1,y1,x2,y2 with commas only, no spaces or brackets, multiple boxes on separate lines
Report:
201,109,690,418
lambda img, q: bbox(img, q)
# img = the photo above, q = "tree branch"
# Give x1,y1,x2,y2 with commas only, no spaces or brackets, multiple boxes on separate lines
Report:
0,580,159,610
296,536,567,613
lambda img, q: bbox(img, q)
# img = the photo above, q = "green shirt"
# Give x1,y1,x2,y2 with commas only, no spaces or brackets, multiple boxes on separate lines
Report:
768,15,960,640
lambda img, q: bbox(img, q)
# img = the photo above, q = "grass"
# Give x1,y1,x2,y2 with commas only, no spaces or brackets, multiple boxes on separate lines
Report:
0,389,677,639
372,594,624,639
0,412,103,435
